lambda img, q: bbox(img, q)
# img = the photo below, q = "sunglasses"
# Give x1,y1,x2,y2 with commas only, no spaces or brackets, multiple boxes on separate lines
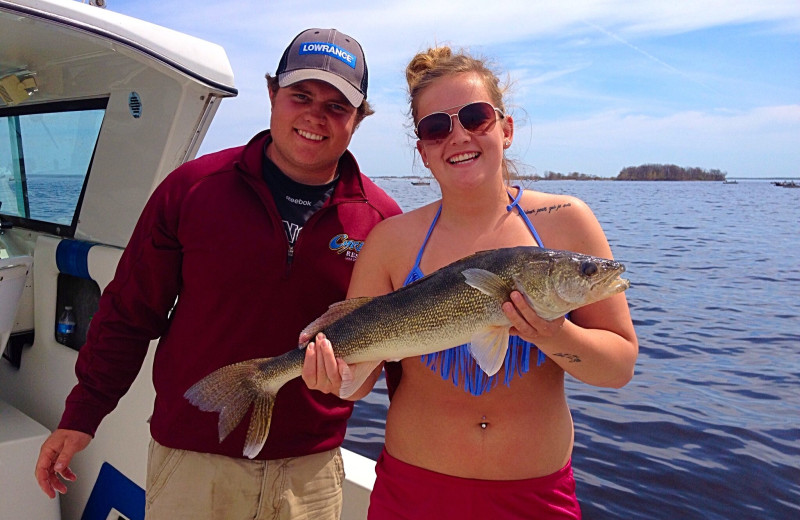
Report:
415,101,504,142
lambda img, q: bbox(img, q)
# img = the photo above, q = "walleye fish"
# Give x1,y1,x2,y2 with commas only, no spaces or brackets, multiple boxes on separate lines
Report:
185,246,629,458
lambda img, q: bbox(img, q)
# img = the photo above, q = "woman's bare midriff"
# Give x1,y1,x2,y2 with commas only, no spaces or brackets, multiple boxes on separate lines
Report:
384,356,574,480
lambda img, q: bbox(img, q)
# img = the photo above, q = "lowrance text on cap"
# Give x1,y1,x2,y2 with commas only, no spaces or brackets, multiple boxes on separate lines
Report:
299,42,357,68
276,28,368,107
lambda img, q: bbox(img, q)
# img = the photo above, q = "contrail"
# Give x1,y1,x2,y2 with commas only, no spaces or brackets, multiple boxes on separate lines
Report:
583,21,719,95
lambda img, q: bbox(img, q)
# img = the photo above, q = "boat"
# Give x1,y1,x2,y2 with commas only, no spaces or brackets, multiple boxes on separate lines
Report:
411,177,431,186
722,179,738,184
772,180,799,188
0,1,374,519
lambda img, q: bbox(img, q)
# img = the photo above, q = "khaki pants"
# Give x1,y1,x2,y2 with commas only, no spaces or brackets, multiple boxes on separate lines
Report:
145,439,344,520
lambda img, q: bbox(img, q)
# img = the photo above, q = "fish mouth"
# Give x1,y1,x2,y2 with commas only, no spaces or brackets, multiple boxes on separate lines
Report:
591,264,629,293
606,276,631,293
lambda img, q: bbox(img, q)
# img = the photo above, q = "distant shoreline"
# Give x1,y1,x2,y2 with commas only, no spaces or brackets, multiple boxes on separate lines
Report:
371,175,799,182
373,163,797,182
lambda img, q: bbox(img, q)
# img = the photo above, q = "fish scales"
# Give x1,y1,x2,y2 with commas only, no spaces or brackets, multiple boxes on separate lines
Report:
322,248,521,361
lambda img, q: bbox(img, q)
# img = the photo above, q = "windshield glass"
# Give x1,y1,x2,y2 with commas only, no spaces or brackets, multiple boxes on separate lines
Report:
0,98,106,234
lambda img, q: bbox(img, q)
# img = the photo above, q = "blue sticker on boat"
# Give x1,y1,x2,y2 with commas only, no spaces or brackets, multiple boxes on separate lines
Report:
81,462,144,520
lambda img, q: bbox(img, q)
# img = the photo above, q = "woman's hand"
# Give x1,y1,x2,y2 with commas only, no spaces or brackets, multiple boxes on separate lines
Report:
301,333,352,395
502,289,638,388
300,332,383,400
502,290,565,342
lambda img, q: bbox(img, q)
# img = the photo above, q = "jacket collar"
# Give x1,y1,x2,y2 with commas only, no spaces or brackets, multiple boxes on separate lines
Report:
238,130,368,203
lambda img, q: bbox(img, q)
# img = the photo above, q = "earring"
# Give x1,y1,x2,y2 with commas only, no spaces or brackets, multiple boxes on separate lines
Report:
504,139,511,148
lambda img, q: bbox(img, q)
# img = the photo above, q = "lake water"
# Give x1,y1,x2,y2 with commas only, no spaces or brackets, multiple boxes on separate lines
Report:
18,175,796,518
342,179,800,520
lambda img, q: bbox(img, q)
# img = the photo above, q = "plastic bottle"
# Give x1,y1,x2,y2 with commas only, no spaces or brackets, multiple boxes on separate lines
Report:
56,305,76,345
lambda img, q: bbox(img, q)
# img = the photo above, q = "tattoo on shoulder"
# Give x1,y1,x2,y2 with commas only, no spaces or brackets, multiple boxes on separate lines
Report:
525,202,572,216
554,353,582,363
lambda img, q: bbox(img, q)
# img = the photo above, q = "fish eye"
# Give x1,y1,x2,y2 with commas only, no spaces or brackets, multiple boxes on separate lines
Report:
580,261,598,276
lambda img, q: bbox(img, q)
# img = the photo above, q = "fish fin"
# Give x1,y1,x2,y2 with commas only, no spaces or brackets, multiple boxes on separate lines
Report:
184,358,277,456
217,390,253,442
300,297,373,340
339,361,382,399
462,268,513,300
243,393,276,459
469,325,511,376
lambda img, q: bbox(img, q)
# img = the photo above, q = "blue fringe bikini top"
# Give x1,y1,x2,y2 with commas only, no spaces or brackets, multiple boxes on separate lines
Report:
403,187,549,396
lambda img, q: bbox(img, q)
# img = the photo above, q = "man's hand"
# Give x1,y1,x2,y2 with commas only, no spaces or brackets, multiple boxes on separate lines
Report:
35,429,92,498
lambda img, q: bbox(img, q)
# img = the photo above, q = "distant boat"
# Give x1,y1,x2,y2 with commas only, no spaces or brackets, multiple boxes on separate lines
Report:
722,179,738,184
411,177,431,186
772,181,799,188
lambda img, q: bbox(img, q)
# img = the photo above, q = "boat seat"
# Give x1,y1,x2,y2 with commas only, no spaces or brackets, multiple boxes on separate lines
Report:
0,255,33,352
0,398,61,520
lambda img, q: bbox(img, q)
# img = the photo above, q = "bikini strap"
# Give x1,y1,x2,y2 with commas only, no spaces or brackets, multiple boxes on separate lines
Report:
403,204,442,286
417,204,442,264
506,185,544,247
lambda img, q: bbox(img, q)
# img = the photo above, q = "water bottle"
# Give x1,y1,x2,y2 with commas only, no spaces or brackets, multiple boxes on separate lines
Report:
56,305,76,345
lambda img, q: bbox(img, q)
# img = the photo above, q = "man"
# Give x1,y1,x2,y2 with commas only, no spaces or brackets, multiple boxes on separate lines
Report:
35,28,401,519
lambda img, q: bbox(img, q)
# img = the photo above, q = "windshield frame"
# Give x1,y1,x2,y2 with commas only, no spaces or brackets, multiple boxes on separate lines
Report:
0,97,108,237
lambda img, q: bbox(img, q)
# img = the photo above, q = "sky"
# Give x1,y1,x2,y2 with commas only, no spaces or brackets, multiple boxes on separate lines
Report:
106,0,799,179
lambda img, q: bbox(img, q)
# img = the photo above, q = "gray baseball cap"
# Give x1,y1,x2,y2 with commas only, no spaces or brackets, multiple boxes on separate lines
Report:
276,28,368,107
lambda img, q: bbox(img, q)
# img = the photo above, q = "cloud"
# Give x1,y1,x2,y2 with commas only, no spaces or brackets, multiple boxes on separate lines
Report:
109,0,799,178
117,1,800,55
521,105,800,177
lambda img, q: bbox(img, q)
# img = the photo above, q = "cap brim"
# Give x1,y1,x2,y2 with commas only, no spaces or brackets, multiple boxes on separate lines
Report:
278,69,364,107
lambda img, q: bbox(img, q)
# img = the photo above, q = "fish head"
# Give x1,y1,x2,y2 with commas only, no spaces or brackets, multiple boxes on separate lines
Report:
514,249,630,320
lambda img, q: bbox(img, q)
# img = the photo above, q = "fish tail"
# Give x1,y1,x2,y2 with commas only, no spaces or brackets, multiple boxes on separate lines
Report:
184,358,277,458
243,393,275,459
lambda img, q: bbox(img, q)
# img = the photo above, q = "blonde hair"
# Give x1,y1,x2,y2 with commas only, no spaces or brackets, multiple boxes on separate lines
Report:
405,46,516,180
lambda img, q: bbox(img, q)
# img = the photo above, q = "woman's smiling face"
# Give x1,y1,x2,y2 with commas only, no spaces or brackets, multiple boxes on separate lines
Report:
415,72,512,187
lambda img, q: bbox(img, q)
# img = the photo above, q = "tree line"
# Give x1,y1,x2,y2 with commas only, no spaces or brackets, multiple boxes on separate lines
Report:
512,164,727,181
616,164,726,181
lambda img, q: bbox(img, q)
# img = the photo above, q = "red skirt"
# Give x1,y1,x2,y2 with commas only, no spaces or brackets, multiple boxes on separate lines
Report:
368,448,582,520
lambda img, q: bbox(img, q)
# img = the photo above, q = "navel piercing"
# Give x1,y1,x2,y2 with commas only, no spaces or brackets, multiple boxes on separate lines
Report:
480,415,488,429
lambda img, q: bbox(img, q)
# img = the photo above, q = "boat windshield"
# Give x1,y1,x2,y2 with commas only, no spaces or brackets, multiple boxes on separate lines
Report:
0,98,107,236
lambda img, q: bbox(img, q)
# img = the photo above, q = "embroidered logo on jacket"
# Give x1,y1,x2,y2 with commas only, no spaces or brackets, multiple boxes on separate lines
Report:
329,234,364,262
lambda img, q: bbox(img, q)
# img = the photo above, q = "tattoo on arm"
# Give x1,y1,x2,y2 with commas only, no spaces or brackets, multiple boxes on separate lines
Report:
525,202,572,216
554,353,582,363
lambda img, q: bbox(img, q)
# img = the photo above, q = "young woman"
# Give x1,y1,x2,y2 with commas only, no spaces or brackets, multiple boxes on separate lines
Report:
303,46,638,519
